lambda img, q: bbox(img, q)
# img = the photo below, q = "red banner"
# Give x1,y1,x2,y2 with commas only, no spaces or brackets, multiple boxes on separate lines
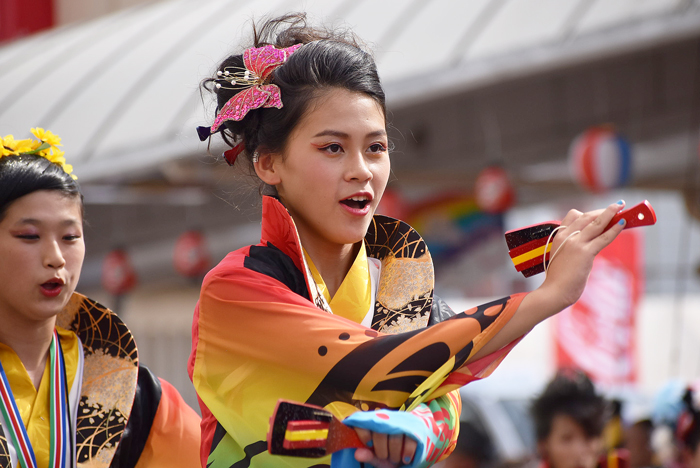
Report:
0,0,54,43
553,229,643,386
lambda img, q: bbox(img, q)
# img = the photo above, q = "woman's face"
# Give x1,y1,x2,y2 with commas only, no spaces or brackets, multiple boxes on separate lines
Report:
271,88,390,252
0,190,84,326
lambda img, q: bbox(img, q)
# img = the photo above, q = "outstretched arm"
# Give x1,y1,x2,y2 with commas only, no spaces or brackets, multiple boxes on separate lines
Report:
471,200,627,360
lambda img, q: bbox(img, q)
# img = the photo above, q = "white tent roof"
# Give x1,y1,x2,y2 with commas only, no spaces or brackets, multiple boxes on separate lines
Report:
1,0,699,182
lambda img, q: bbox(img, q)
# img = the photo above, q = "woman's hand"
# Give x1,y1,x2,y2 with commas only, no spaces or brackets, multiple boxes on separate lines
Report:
353,427,417,467
469,200,628,361
538,200,627,311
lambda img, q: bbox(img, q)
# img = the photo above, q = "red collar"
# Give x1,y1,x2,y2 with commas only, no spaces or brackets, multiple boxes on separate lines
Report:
260,196,306,274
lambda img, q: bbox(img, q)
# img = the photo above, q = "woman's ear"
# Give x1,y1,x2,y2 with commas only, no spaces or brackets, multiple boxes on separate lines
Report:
253,152,282,186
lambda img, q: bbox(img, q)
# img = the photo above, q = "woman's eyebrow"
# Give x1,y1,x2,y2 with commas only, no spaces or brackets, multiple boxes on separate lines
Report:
60,219,82,227
17,218,41,225
16,218,81,226
312,130,349,138
366,129,387,138
312,129,387,138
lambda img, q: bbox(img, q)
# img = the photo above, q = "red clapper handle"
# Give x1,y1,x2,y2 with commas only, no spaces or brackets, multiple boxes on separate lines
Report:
267,400,365,458
604,200,656,230
505,200,656,277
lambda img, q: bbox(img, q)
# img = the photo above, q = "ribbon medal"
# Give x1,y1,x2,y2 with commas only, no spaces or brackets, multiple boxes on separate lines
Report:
0,330,71,468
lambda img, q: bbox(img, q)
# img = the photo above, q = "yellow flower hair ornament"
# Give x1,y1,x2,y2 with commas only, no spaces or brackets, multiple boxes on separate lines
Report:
1,128,76,179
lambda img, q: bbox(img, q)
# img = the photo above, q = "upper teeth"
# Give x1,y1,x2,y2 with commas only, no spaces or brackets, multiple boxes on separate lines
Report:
348,196,368,201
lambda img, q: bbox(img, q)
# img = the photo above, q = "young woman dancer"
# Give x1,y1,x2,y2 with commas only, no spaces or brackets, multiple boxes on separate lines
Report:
0,129,201,468
190,15,627,468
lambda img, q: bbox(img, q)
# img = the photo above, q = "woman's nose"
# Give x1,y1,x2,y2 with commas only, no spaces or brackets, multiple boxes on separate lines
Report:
346,151,373,182
44,240,66,269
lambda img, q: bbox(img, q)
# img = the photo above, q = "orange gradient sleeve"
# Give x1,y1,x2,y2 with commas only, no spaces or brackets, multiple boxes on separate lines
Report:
133,378,201,468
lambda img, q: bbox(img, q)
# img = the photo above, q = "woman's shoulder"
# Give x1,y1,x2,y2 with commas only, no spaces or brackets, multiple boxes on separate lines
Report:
203,244,253,279
202,242,311,301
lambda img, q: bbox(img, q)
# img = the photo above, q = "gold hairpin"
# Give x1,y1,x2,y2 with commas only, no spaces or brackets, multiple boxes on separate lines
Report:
215,67,262,90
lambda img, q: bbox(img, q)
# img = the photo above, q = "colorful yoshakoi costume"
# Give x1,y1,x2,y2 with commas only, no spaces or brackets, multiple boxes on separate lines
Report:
189,196,527,468
191,43,527,468
0,293,201,468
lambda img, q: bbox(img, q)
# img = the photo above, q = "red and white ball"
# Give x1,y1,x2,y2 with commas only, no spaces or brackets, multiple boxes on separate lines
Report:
569,127,632,193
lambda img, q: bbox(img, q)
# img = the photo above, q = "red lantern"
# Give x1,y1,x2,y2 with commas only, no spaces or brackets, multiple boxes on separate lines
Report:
173,231,211,278
474,166,514,214
101,249,137,296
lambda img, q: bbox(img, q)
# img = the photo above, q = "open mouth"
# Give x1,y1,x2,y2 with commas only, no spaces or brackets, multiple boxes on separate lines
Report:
42,281,62,291
340,196,371,210
40,278,65,295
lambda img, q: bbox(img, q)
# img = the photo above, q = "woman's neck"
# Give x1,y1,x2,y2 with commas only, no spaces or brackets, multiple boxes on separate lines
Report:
303,239,360,299
0,312,55,389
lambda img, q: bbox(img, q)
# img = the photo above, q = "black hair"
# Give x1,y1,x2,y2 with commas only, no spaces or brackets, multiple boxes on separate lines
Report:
680,389,700,452
455,420,496,464
686,422,700,453
201,13,386,190
0,154,82,221
531,370,607,441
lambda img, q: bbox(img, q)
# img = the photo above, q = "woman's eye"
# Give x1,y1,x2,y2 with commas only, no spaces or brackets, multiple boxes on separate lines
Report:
369,143,387,153
64,234,82,241
321,144,343,154
16,234,39,240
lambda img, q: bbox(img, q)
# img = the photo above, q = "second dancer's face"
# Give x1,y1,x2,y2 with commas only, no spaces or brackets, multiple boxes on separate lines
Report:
268,88,390,252
0,190,84,326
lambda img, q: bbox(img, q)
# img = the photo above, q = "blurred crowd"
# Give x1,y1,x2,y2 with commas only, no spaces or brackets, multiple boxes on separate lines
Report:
437,371,700,468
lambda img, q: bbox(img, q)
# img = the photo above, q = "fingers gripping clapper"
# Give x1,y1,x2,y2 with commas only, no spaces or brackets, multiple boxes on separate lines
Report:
505,200,656,277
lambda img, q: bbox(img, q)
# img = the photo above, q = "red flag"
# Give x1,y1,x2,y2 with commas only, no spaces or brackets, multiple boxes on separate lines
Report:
553,229,643,386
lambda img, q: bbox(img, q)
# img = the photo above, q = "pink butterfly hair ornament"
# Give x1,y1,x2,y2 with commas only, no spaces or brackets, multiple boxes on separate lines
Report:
210,43,303,133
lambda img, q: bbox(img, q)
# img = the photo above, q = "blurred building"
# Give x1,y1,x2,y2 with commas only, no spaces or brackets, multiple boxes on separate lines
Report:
0,0,160,42
1,0,699,411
